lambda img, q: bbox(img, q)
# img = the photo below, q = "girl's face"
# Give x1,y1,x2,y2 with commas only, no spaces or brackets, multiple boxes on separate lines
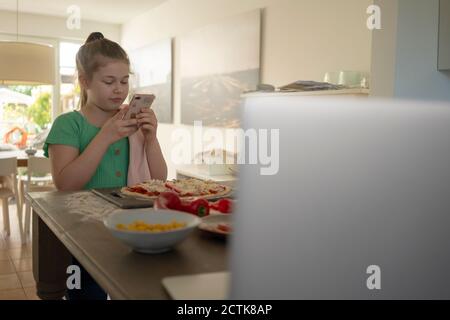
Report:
85,58,130,112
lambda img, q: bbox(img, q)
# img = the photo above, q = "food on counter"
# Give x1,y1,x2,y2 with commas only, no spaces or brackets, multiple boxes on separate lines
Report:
217,223,232,233
116,220,187,233
209,198,233,213
154,191,182,210
199,217,232,236
154,192,210,217
154,192,234,217
185,198,210,217
121,178,231,200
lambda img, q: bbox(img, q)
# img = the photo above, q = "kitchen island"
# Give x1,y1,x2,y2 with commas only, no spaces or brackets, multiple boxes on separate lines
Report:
27,191,228,300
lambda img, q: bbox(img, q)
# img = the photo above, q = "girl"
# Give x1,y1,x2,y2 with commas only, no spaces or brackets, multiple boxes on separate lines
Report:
44,32,167,299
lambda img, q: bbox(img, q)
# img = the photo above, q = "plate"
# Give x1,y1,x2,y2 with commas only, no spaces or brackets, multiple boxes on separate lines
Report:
198,214,232,236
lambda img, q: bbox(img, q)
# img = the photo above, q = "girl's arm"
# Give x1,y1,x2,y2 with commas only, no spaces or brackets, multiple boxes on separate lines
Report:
49,107,137,191
145,137,168,181
48,134,111,191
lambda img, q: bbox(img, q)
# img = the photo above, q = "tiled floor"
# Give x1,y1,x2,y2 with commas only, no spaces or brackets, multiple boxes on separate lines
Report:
0,200,40,300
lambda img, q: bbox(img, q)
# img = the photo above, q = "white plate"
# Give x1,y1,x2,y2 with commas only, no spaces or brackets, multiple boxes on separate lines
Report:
199,214,232,236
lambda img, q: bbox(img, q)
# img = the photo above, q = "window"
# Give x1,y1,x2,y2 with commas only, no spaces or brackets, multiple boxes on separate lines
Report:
0,35,83,149
59,41,82,114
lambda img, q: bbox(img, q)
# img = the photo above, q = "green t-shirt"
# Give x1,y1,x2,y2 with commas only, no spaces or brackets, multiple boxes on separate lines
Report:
44,111,129,190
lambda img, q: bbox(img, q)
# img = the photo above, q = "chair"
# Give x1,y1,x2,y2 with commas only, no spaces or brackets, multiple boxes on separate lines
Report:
0,157,24,243
20,156,55,237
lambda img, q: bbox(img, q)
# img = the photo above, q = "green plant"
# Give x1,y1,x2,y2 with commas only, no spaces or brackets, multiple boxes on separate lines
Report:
8,85,33,96
3,103,28,120
27,92,51,130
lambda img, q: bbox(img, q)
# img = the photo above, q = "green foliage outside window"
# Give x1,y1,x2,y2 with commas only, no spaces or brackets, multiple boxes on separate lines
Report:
27,92,51,130
4,86,52,131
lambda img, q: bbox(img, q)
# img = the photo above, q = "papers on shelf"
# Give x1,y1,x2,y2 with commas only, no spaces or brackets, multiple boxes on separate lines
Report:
279,80,346,92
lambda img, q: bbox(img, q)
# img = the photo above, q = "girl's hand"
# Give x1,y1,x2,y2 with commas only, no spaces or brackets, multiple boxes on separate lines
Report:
99,106,139,145
136,108,158,143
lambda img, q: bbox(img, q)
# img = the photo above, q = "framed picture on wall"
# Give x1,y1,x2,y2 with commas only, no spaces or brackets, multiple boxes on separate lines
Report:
180,10,261,128
129,38,173,123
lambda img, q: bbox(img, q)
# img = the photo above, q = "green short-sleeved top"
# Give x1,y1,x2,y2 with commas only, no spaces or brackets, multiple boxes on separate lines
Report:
43,111,129,190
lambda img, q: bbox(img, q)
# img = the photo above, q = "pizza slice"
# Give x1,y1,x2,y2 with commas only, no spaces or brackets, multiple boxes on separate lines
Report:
120,179,167,200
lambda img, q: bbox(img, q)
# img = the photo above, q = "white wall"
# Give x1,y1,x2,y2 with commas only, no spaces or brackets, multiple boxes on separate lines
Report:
122,0,372,86
0,10,120,42
121,0,373,179
261,0,372,86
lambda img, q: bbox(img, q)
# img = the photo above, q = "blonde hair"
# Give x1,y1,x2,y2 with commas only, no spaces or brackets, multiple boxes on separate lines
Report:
76,32,130,108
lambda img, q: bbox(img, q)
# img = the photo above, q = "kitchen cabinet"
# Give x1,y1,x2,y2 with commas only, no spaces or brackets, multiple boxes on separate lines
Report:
439,0,450,70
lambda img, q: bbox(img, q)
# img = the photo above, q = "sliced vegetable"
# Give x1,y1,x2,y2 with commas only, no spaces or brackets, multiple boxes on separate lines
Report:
154,192,210,217
154,191,182,210
183,198,210,217
209,198,233,213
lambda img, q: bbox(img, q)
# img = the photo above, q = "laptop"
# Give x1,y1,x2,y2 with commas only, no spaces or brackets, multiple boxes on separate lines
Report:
162,272,229,300
230,96,450,299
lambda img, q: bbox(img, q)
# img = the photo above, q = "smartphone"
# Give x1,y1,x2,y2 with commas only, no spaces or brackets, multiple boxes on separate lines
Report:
123,93,155,120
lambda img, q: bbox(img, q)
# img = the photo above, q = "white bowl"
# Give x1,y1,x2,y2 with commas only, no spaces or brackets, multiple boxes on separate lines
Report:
104,209,201,254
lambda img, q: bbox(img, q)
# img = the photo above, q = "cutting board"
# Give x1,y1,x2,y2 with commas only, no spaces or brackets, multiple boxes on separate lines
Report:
91,188,154,209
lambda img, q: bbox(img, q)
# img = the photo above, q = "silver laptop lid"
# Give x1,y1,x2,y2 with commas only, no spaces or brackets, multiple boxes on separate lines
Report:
231,96,450,299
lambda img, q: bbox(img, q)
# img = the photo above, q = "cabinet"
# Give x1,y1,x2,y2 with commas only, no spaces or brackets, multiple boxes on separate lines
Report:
438,0,450,70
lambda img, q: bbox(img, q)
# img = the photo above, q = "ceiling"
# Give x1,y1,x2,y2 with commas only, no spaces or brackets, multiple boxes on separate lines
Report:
0,0,167,24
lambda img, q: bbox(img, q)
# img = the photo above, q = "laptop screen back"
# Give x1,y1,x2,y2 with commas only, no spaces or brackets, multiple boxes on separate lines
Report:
230,96,450,299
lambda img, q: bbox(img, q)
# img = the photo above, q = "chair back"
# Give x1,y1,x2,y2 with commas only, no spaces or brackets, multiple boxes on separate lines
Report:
27,156,52,182
0,157,17,177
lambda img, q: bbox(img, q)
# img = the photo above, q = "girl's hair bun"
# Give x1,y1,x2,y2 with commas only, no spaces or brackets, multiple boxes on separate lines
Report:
85,32,105,44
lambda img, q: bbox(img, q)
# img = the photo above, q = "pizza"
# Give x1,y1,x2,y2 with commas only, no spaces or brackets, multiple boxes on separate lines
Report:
120,178,232,200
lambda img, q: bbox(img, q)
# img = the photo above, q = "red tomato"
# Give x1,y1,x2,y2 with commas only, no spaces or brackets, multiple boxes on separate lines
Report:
154,192,182,210
210,198,233,213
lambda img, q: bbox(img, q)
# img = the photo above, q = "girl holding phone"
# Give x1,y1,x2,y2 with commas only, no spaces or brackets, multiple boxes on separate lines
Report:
43,32,167,299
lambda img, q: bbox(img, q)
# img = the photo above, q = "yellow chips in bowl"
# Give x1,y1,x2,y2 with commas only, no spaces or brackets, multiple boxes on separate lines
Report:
116,220,187,233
